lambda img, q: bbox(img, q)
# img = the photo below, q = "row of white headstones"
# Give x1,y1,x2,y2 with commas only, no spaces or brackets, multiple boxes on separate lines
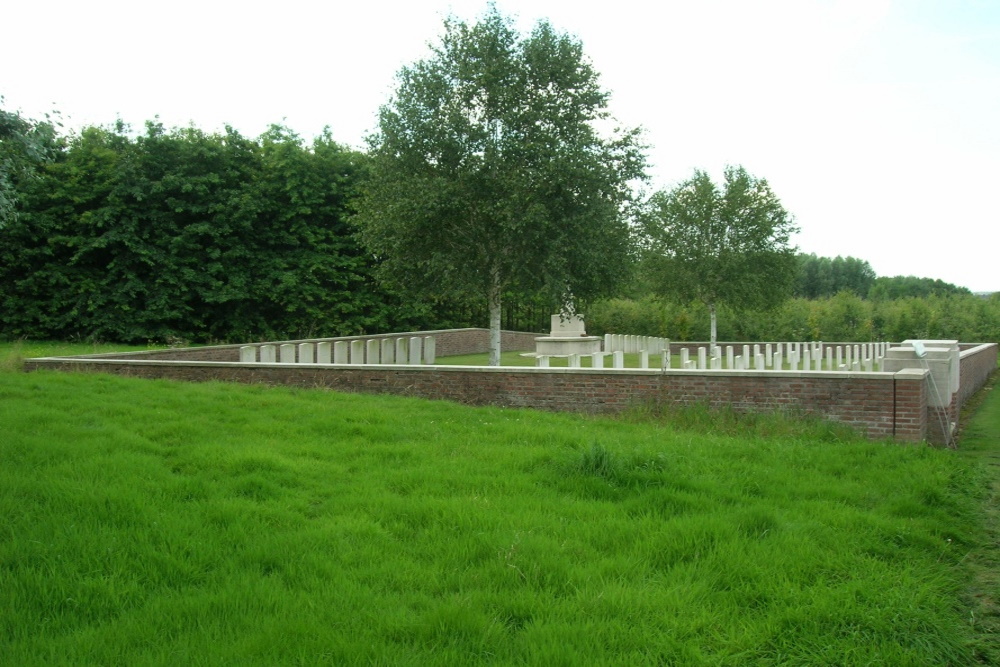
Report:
546,339,891,371
240,337,437,365
669,341,891,372
238,336,890,372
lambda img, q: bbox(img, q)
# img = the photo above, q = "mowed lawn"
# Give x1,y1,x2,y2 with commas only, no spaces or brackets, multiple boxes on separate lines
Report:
1,342,996,664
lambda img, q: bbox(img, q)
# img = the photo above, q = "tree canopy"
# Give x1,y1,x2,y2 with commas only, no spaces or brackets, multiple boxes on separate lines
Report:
353,6,647,364
795,254,876,299
0,121,413,342
0,98,60,226
643,166,799,349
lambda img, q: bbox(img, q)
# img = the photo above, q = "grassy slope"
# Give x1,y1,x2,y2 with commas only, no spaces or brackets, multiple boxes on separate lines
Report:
957,368,1000,663
1,343,994,664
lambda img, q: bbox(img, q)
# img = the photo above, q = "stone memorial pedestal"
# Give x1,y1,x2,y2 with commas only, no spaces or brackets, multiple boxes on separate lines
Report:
533,313,602,357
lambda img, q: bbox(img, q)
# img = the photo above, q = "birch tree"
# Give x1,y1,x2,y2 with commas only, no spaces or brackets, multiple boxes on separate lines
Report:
354,7,646,365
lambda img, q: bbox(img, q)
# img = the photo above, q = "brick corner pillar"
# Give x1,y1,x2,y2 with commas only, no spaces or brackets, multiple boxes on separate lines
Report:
893,368,928,443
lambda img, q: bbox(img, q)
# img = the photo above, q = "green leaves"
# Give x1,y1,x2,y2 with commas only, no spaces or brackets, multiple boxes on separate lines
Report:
0,120,397,342
644,166,799,343
355,7,646,363
0,98,61,226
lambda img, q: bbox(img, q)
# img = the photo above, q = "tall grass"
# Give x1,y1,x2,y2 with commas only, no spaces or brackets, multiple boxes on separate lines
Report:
0,343,993,664
956,368,1000,663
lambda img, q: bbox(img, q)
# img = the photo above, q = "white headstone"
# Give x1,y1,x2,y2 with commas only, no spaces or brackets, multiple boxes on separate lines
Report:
350,340,365,364
366,339,380,364
317,342,331,364
380,339,395,364
259,344,276,363
279,344,296,363
333,341,348,364
298,342,315,364
240,346,256,363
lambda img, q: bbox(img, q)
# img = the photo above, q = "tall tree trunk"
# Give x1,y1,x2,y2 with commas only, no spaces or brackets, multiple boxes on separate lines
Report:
488,267,502,366
709,302,718,356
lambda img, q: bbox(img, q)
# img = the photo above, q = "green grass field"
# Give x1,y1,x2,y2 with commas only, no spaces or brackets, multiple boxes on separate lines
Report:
2,342,997,664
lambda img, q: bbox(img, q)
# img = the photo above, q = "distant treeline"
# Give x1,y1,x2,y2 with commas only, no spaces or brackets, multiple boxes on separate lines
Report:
0,116,993,344
588,292,1000,343
794,253,971,301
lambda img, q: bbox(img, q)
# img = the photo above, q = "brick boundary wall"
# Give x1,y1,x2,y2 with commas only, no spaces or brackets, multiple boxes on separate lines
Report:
23,331,996,446
24,358,927,443
958,343,999,408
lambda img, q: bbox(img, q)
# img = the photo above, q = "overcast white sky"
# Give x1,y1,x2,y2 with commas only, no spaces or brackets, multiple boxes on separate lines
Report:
4,0,998,291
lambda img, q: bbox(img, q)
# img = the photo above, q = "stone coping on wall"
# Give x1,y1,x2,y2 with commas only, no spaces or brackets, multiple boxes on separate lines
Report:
24,355,899,381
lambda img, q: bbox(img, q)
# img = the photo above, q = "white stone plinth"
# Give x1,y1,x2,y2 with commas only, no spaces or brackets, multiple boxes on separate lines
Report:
534,336,602,357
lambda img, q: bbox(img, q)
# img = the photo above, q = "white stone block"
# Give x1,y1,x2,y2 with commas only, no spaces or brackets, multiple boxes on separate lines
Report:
298,343,315,364
350,340,365,364
333,341,348,364
726,346,734,369
641,350,649,369
240,346,256,363
380,339,395,364
680,348,689,367
568,354,581,368
278,344,295,363
550,313,586,336
409,337,422,365
395,338,408,364
592,353,604,369
613,351,624,369
697,347,706,370
259,344,276,363
423,337,436,365
366,339,380,364
317,342,331,364
773,351,782,371
537,355,549,368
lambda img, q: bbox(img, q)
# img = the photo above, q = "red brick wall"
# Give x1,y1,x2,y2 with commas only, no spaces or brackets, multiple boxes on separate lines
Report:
26,357,923,442
28,331,993,445
958,343,998,408
893,369,929,443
